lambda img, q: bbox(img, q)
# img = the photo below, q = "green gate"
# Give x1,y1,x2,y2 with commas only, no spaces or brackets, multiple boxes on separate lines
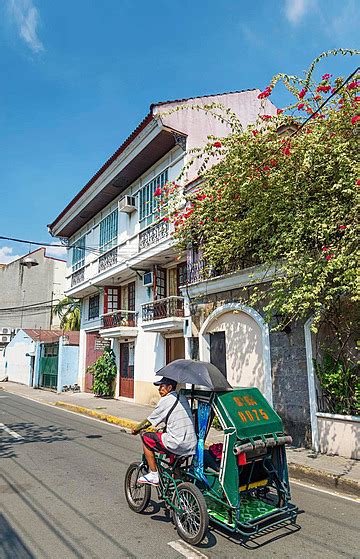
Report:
39,343,59,389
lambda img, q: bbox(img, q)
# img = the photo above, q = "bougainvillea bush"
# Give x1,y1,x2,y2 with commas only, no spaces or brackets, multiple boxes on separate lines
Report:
165,49,359,334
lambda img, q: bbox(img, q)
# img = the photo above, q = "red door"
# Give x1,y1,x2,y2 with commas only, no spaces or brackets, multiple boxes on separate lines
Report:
85,331,104,392
119,342,134,398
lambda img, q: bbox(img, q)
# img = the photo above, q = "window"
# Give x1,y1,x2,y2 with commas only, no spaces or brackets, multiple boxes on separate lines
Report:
100,210,118,253
127,282,135,311
177,263,188,292
139,169,168,229
72,236,85,271
154,267,166,300
88,294,100,320
104,288,119,314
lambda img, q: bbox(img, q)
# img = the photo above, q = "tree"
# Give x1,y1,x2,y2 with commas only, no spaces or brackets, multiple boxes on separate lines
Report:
167,49,359,332
88,347,117,397
52,297,81,330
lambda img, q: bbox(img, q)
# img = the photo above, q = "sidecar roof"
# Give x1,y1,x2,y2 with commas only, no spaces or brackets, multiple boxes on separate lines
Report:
214,387,284,441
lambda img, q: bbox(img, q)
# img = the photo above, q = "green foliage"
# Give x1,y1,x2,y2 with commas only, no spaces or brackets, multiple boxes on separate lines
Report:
314,354,360,416
168,49,360,330
52,297,80,331
88,347,117,397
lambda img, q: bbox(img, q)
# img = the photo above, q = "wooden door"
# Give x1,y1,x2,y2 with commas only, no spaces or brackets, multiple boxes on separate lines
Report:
210,331,227,378
85,331,104,392
119,342,134,398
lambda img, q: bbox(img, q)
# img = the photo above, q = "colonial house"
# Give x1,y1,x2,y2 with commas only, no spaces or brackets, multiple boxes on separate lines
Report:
48,90,277,406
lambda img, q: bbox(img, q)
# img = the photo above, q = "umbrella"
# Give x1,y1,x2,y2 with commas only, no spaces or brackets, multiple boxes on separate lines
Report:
155,359,232,391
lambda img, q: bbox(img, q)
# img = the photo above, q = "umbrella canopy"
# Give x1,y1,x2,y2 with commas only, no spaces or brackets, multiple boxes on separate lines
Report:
155,359,232,391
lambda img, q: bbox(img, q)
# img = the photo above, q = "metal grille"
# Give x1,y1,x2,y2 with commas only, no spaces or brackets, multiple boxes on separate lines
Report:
100,209,118,253
139,220,169,251
98,247,118,273
71,267,85,286
139,169,168,229
142,296,184,322
101,310,138,329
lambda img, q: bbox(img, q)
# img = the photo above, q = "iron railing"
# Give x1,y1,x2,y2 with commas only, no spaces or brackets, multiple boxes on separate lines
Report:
71,267,85,287
98,247,118,273
101,309,138,329
186,254,257,284
139,220,169,251
142,296,185,322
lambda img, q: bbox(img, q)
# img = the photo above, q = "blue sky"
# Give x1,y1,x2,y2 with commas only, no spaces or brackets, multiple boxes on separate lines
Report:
0,0,359,262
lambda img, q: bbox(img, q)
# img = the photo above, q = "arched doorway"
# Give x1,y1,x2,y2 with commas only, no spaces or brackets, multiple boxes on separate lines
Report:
199,303,272,403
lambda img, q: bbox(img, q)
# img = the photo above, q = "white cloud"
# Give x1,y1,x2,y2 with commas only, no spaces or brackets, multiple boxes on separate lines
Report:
45,243,67,260
0,246,22,264
7,0,44,53
284,0,313,24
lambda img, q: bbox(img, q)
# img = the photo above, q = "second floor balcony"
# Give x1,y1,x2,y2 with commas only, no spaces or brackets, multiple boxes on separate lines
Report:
100,309,138,338
141,296,185,333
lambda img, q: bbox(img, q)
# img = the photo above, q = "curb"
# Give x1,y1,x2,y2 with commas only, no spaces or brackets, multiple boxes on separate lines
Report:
55,401,360,498
54,402,139,430
288,462,360,498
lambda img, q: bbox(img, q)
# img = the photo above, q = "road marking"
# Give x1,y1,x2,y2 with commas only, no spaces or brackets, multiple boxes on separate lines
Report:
168,540,208,558
291,479,360,503
0,423,23,439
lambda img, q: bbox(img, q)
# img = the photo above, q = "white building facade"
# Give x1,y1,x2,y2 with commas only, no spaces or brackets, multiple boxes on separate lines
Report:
48,91,276,405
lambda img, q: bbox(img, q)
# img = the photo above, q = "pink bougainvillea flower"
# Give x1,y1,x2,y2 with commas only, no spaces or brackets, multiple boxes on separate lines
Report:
162,217,169,222
258,86,272,99
317,84,331,93
325,254,335,261
263,165,270,172
357,179,360,185
347,81,360,90
261,114,272,120
351,115,360,125
213,141,222,148
314,95,322,101
270,159,277,167
322,73,332,81
338,225,347,230
297,103,305,110
277,108,284,115
252,129,259,137
282,145,291,156
338,98,344,104
322,246,328,252
153,187,162,196
298,88,307,99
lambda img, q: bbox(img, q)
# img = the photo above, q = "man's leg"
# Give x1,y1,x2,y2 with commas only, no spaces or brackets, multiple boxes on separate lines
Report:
143,442,157,472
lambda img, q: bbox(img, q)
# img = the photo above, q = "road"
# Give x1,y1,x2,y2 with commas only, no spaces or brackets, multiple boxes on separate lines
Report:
0,392,358,559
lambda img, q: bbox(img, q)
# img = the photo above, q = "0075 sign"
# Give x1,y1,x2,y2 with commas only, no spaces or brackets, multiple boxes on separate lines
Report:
233,395,269,423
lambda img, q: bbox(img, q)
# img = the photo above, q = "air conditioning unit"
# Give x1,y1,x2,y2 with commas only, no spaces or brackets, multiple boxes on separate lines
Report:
118,195,137,213
143,271,153,287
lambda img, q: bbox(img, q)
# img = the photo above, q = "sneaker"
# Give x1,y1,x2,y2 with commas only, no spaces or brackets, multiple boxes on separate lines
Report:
137,472,159,486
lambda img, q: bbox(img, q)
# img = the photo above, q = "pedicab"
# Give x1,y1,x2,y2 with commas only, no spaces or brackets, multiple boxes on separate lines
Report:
124,360,298,546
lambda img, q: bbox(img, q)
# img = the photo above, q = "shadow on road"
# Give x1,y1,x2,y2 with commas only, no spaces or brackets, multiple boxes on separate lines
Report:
0,513,35,558
0,422,74,459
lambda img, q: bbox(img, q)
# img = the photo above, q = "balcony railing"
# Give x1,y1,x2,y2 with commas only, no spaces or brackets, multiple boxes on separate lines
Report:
98,247,118,273
142,296,185,322
186,254,258,284
101,309,138,329
139,220,169,251
71,267,85,287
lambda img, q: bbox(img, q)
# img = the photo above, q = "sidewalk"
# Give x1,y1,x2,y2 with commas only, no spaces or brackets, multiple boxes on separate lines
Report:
1,381,359,497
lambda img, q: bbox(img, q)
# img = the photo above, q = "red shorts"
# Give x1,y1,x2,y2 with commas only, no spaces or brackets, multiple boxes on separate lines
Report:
141,432,172,455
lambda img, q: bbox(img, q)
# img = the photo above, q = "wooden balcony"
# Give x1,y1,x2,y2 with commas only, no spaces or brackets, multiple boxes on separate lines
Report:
101,309,138,329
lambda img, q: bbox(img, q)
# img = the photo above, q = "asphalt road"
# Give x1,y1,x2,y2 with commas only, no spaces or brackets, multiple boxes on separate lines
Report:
0,392,358,559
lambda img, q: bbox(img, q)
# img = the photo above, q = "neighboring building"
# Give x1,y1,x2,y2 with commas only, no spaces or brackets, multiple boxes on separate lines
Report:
0,248,66,330
48,90,277,406
5,329,79,392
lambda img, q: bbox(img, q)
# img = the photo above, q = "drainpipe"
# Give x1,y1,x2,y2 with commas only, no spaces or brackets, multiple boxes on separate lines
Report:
304,317,319,452
33,341,41,388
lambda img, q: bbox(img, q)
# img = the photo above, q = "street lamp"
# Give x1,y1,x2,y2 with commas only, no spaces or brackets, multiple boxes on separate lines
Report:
21,256,39,269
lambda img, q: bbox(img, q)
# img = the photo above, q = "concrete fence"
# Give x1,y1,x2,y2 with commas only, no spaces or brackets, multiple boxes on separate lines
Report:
317,413,360,460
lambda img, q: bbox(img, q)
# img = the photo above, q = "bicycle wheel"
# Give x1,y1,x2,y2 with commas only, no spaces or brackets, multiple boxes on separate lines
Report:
124,462,151,513
172,482,209,545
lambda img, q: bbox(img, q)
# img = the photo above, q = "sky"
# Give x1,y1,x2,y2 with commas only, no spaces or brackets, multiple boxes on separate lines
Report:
0,0,359,263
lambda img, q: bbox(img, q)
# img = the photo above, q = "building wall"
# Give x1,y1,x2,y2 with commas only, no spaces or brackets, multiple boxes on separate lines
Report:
0,248,66,329
5,330,35,385
57,339,80,392
189,288,311,447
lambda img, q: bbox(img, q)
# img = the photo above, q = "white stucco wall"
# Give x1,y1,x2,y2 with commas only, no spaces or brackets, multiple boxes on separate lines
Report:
5,331,35,385
317,414,360,460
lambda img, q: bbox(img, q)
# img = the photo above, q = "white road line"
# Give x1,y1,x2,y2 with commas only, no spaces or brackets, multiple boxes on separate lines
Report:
0,422,23,439
168,540,208,558
291,479,360,503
